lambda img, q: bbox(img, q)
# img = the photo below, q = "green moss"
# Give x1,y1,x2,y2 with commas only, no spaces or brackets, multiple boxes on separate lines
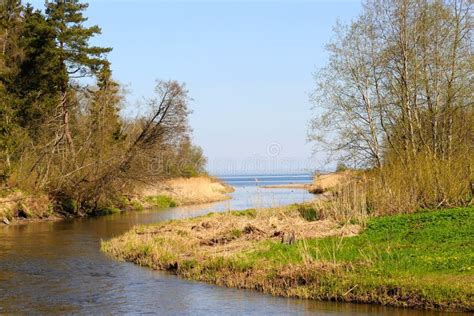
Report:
144,195,177,208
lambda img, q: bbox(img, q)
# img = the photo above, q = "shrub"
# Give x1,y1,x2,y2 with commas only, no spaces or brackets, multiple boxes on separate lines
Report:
144,195,177,208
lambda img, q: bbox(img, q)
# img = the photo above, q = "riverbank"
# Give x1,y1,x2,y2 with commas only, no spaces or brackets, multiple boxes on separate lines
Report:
0,190,61,225
262,171,356,195
139,176,234,208
102,205,474,312
0,176,233,225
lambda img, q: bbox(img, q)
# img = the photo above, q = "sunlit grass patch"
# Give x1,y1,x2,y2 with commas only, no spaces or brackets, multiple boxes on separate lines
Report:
144,195,177,208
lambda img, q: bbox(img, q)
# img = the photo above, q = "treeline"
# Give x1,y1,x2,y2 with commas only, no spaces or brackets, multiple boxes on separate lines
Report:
311,0,473,213
0,0,205,214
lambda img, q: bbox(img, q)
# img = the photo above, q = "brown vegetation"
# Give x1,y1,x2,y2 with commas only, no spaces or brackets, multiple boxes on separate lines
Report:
308,171,356,194
310,0,473,214
102,205,360,268
139,176,234,207
0,190,59,225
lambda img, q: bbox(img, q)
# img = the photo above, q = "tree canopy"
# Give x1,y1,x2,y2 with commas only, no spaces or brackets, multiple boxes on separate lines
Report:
0,0,206,213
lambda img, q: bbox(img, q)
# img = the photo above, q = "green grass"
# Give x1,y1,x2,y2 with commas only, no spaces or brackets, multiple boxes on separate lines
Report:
229,208,257,218
102,206,474,311
294,204,320,221
129,200,145,211
144,195,177,208
235,207,473,310
94,206,122,216
249,207,473,272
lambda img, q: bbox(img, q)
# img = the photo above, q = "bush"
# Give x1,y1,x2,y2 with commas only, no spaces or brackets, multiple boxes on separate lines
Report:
315,151,473,220
144,195,177,208
368,152,473,214
336,162,348,172
93,206,121,216
129,200,144,211
57,196,77,214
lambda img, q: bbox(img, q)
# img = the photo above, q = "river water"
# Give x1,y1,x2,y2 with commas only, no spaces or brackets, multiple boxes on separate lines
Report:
0,175,450,314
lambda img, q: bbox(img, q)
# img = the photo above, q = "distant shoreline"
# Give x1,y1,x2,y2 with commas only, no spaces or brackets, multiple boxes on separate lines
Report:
261,183,311,189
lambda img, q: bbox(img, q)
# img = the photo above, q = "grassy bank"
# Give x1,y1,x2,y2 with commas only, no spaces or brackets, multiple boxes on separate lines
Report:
1,176,234,225
0,189,139,225
139,176,234,207
102,205,474,312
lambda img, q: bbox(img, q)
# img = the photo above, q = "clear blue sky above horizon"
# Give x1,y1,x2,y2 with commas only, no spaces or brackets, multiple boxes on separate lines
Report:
31,0,362,174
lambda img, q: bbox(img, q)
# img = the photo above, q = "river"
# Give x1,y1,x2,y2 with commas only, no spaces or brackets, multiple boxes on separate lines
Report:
0,175,450,314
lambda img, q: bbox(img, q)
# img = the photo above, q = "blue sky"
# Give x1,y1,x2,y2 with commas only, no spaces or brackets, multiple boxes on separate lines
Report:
31,0,362,174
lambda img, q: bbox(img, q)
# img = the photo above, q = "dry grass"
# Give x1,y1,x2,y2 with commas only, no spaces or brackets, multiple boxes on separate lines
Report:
102,205,359,269
140,176,234,206
367,153,474,214
309,171,357,194
309,152,473,219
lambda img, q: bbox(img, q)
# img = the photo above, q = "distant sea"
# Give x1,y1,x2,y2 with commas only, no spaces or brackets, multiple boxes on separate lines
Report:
217,174,313,187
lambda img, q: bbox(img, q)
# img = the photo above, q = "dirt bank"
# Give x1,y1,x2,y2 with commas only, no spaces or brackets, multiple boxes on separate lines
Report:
0,190,63,226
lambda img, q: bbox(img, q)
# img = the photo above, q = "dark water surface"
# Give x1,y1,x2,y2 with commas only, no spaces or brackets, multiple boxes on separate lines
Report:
0,176,451,314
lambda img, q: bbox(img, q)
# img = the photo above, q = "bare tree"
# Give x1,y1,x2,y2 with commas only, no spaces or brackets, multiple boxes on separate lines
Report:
310,15,385,168
310,0,473,168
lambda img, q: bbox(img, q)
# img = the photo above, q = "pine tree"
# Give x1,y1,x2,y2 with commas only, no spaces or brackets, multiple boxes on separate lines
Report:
44,0,112,150
12,5,62,135
0,0,24,183
0,0,23,74
88,63,124,164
